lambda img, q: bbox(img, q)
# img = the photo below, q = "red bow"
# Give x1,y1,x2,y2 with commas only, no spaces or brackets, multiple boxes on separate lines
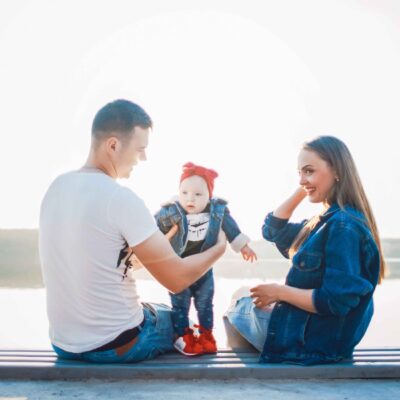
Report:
180,162,218,198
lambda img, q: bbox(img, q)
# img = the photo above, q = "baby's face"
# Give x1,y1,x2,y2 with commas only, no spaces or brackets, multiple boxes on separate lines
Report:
179,175,210,214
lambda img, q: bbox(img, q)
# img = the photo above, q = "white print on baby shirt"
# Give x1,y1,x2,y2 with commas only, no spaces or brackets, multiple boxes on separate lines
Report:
186,213,210,241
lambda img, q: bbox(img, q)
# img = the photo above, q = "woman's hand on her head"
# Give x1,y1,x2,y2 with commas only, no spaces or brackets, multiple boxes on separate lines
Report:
272,187,307,219
250,283,282,308
289,187,308,205
295,186,308,198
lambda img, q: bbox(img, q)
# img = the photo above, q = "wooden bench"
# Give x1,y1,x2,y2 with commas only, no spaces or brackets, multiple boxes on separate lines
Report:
1,348,399,380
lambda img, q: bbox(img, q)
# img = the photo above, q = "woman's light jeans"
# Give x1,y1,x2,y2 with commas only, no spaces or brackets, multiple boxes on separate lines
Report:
225,294,273,352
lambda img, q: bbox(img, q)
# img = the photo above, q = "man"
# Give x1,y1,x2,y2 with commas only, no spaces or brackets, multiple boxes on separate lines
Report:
39,99,226,363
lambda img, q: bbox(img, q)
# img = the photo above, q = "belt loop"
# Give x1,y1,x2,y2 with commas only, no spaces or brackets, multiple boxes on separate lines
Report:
138,315,146,332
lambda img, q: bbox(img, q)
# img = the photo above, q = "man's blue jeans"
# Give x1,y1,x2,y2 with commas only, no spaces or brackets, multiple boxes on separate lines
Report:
169,271,214,336
52,303,175,363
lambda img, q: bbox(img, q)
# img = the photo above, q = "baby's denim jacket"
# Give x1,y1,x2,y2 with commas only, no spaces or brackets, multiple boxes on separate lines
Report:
155,198,249,255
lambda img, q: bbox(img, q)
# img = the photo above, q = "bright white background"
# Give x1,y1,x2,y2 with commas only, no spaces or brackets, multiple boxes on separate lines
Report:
1,0,399,238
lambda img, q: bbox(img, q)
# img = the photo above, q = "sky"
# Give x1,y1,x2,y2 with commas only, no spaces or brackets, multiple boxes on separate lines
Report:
0,0,400,239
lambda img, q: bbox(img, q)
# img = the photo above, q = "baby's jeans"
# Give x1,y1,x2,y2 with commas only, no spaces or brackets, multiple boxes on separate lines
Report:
169,270,214,336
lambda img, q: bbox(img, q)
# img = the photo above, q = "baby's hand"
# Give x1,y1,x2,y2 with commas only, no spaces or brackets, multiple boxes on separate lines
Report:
241,244,257,262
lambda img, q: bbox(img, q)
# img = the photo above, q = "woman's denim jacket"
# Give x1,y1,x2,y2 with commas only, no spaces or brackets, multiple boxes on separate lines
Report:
155,198,249,257
261,203,380,365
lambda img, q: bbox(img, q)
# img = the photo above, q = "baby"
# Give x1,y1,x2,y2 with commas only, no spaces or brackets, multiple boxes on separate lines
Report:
155,162,257,356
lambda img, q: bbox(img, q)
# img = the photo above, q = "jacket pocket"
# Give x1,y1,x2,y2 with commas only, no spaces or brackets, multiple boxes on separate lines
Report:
293,252,323,272
143,302,172,331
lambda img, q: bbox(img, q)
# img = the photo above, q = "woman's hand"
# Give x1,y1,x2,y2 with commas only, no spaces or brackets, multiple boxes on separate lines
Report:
295,185,308,198
240,244,257,262
251,283,317,313
250,283,282,308
273,187,307,220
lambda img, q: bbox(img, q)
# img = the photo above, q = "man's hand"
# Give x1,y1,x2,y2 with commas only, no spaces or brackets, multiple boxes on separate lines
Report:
250,283,282,308
216,230,227,255
165,224,178,241
132,230,227,294
240,244,257,262
120,247,144,271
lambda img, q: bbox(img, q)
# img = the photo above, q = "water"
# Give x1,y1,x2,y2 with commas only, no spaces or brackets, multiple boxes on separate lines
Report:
1,278,399,350
2,229,400,287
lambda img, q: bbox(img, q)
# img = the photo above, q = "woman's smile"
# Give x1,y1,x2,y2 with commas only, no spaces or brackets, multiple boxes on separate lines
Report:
304,186,316,195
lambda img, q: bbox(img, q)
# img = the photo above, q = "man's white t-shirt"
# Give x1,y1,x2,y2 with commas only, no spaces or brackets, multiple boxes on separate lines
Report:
39,171,158,353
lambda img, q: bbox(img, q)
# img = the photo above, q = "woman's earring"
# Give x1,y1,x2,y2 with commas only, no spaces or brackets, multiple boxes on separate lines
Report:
335,177,340,182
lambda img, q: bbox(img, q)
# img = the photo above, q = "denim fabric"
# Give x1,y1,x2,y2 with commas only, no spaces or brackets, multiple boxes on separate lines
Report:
155,198,242,336
52,303,174,363
226,296,272,351
154,198,242,255
258,203,380,365
169,270,214,336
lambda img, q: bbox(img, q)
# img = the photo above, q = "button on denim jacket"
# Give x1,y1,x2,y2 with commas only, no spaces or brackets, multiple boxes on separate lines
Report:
155,198,249,257
261,203,380,365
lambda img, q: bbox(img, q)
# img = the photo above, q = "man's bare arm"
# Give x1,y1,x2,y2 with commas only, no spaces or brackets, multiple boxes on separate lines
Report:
132,230,226,293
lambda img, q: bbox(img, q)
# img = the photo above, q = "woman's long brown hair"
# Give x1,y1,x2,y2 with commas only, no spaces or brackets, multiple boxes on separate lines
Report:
289,136,386,283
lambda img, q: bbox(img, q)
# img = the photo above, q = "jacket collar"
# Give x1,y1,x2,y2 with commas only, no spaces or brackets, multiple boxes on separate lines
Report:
320,202,366,224
319,203,341,222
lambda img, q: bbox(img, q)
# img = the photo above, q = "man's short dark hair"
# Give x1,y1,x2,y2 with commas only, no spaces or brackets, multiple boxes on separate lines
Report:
91,99,152,142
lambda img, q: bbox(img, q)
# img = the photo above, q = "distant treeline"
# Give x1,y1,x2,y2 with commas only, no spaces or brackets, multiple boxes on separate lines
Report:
1,229,399,288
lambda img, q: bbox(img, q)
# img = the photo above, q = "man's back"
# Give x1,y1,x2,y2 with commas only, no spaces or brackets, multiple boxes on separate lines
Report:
39,170,157,352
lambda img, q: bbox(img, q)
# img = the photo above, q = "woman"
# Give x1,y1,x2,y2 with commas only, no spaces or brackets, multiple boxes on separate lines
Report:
226,135,385,365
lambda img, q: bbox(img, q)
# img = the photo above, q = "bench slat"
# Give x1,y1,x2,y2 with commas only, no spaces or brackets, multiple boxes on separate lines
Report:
1,347,400,353
2,356,400,364
1,348,399,380
0,363,399,380
1,349,400,357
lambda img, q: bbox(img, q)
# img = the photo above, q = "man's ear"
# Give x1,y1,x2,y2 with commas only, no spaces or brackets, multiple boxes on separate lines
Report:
106,136,118,153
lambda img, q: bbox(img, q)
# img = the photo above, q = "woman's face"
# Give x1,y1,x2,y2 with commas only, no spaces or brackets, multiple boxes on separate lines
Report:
297,149,337,204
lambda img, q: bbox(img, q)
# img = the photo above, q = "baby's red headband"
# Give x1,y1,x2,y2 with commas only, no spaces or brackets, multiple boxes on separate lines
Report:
180,162,218,198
